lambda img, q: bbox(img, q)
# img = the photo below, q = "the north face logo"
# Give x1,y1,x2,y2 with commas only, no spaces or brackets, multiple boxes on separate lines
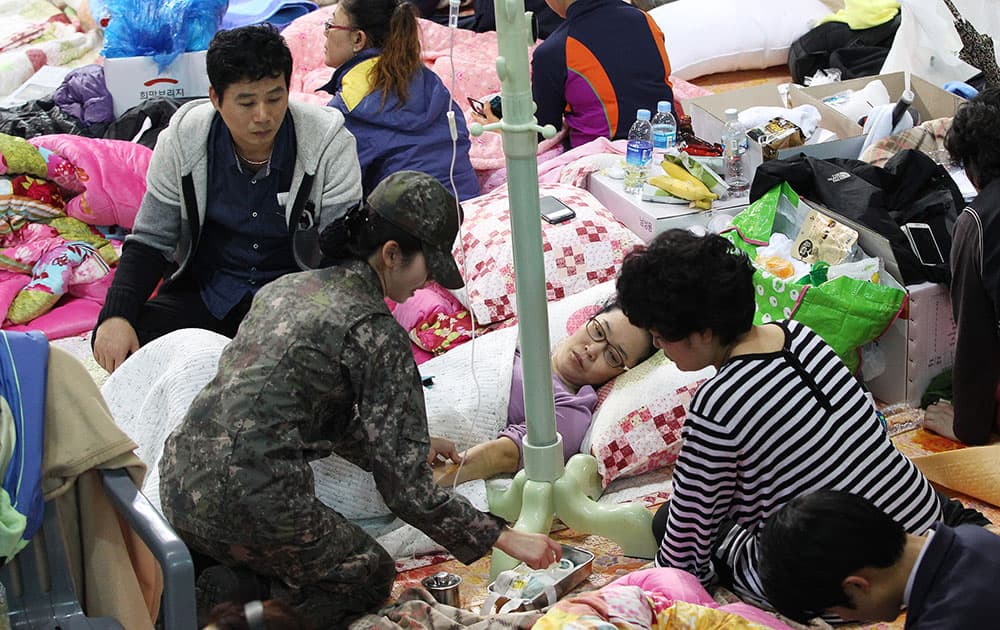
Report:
828,171,851,183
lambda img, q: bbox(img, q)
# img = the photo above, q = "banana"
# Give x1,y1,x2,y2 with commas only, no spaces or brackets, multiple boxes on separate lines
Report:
661,160,707,190
648,174,718,209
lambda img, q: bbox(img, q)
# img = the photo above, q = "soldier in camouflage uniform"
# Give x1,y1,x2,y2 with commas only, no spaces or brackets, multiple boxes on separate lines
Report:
159,171,561,625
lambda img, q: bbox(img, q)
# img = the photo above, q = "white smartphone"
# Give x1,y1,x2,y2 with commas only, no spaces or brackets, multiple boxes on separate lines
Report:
902,222,945,266
540,196,576,224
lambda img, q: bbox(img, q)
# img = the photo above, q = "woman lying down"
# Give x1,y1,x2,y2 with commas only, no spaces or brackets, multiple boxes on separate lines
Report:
430,299,655,486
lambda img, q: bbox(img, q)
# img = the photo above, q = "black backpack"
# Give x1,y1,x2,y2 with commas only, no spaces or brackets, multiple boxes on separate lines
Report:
788,13,902,84
749,150,964,286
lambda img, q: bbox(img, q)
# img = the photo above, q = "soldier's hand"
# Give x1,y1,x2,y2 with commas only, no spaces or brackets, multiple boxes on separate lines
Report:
93,317,140,374
495,528,562,570
428,436,462,466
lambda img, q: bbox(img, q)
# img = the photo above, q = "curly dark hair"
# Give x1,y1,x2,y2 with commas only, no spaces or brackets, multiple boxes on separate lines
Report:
207,24,293,101
945,87,1000,189
758,490,906,623
616,230,755,346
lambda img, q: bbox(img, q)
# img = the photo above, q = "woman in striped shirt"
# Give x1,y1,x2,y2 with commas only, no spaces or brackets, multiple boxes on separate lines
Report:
616,229,942,605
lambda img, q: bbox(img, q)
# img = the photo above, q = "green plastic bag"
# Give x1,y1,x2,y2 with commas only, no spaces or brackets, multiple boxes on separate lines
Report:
726,183,905,372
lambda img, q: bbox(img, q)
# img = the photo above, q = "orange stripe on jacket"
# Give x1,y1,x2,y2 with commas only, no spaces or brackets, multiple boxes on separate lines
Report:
643,12,673,87
565,36,619,139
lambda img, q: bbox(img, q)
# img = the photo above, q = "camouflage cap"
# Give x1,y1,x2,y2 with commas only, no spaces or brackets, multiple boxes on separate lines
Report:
369,171,465,289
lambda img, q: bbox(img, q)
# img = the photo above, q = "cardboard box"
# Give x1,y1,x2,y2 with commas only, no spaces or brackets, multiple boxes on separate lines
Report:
791,72,966,133
588,169,747,242
683,83,864,181
104,50,210,117
865,282,956,406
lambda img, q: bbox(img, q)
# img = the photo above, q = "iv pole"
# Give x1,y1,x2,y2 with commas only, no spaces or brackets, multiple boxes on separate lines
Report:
469,0,657,578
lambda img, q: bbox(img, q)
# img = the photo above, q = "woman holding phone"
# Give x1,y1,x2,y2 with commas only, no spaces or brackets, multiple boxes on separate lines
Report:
322,0,480,200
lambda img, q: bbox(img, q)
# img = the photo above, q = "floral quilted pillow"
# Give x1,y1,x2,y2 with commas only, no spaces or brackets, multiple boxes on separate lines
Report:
455,182,641,326
584,355,713,487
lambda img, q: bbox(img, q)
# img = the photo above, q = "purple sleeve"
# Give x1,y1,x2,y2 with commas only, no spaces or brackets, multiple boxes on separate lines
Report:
500,351,597,465
552,381,596,460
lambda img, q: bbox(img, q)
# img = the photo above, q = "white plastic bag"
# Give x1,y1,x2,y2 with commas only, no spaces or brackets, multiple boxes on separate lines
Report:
882,0,999,85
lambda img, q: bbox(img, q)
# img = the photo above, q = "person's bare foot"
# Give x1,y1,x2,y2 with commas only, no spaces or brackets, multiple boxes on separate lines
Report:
434,438,521,486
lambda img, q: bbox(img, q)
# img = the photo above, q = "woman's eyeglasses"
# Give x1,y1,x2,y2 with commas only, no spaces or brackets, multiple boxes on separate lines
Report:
585,317,630,371
324,19,356,34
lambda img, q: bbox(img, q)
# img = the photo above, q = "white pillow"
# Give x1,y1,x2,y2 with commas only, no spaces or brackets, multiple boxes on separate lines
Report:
651,0,832,80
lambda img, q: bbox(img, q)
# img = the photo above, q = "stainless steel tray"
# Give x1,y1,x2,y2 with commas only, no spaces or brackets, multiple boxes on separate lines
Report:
486,544,595,611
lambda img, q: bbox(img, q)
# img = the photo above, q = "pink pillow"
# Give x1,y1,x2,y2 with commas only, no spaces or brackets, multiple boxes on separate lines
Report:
610,568,717,607
455,182,642,326
29,135,152,229
611,568,794,630
391,282,489,362
390,282,462,332
4,296,102,340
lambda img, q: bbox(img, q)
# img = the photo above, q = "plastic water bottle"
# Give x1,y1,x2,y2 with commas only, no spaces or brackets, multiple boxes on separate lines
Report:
623,109,653,194
651,100,677,160
722,107,749,197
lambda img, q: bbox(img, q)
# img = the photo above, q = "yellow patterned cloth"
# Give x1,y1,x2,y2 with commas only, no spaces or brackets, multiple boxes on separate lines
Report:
534,585,774,630
0,135,47,179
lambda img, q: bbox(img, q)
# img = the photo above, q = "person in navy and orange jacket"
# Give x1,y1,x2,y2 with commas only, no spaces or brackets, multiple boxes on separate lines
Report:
531,0,675,149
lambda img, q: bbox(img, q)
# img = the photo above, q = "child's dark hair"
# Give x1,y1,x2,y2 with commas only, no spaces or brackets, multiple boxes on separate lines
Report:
945,87,1000,189
207,25,293,101
320,201,423,263
341,0,421,107
206,599,314,630
758,490,907,623
616,230,755,346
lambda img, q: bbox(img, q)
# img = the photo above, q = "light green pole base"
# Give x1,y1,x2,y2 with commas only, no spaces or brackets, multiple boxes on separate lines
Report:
486,453,658,579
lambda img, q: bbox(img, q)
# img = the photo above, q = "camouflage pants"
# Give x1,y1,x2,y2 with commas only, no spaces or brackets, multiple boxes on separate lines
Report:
179,514,396,627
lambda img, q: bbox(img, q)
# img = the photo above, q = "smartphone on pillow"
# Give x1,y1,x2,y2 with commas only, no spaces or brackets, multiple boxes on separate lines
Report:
540,196,576,224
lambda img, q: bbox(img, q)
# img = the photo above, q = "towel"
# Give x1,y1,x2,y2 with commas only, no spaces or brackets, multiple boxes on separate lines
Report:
221,0,318,30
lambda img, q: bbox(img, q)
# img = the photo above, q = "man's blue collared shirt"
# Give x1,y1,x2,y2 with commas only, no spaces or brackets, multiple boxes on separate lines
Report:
194,112,298,319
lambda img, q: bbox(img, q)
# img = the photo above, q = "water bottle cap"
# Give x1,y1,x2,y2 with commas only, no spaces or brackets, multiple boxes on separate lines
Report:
636,109,651,121
724,108,739,118
657,101,672,113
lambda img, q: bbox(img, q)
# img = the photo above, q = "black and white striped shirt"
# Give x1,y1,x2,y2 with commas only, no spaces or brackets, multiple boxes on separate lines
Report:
656,320,942,601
